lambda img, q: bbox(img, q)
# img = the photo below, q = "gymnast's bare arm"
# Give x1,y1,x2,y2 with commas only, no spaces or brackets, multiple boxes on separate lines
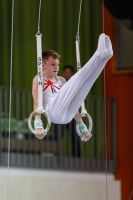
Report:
32,75,46,138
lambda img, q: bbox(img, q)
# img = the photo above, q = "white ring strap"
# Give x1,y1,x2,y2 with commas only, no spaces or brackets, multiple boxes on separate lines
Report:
28,1,51,134
75,35,93,137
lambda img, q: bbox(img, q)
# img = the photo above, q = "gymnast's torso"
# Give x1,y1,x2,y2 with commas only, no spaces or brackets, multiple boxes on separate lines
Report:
43,76,63,110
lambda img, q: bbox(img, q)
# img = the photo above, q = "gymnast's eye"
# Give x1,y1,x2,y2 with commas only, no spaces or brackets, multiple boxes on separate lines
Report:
51,63,59,67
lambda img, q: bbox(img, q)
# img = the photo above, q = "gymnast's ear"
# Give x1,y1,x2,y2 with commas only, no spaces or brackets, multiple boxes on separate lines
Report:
42,60,45,69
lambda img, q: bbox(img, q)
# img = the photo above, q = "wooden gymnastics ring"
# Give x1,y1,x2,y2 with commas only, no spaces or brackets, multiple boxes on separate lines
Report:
28,107,51,135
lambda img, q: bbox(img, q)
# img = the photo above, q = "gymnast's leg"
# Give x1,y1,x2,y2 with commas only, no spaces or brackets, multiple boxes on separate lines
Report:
49,34,113,123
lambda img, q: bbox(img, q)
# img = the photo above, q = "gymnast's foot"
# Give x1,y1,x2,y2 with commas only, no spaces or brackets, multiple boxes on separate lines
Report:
97,33,113,58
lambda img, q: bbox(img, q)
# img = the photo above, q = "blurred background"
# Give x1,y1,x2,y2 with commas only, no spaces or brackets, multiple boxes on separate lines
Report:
0,0,133,200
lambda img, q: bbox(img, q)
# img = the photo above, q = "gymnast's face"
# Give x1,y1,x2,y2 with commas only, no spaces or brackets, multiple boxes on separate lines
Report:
42,56,59,78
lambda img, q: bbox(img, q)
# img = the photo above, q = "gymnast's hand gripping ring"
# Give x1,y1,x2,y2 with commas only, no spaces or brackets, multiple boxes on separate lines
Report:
76,109,93,139
28,106,51,135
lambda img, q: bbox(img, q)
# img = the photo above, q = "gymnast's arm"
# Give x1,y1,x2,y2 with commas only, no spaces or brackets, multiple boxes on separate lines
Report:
32,75,45,138
74,112,83,125
32,75,41,120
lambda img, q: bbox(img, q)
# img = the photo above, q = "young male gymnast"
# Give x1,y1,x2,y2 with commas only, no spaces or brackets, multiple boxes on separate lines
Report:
32,33,113,141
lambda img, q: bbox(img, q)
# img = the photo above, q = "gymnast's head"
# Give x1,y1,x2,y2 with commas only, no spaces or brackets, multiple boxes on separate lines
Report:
42,50,61,76
42,50,61,60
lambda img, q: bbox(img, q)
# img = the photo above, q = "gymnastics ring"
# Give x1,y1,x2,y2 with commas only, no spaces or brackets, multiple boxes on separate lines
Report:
28,107,51,135
76,111,93,139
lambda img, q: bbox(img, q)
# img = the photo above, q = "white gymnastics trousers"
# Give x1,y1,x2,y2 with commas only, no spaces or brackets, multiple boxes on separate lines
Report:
45,33,113,124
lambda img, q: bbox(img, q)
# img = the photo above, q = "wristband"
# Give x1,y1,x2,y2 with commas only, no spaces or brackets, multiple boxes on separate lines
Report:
79,123,86,131
34,120,44,129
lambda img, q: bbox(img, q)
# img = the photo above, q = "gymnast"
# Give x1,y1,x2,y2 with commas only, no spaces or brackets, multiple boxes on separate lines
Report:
32,33,113,141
